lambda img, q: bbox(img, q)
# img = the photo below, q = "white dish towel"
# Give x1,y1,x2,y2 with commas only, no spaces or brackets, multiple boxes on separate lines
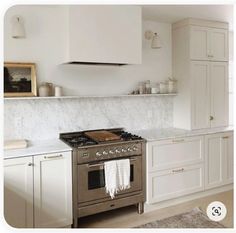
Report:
104,159,130,199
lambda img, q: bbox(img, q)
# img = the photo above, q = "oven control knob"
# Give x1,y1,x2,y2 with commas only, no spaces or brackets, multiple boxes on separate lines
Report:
109,150,115,154
103,151,108,155
127,147,133,152
121,148,127,153
115,149,121,154
133,146,138,151
96,151,102,157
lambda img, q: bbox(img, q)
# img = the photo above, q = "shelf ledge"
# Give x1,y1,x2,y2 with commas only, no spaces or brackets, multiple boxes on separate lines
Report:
4,93,177,100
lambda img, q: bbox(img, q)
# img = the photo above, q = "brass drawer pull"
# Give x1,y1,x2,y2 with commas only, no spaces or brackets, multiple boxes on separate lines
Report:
172,139,184,143
28,162,34,166
222,136,229,139
210,116,214,121
172,168,184,173
44,154,63,159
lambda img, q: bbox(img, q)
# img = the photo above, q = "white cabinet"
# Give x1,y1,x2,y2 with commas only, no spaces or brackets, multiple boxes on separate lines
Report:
205,132,234,189
173,18,229,130
4,157,34,228
190,61,228,129
147,136,204,171
147,164,204,203
210,62,229,127
65,5,142,64
146,136,205,204
34,152,72,228
4,151,72,228
190,26,228,61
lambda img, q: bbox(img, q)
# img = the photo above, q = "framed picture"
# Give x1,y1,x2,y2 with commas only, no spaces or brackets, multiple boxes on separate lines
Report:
4,62,37,97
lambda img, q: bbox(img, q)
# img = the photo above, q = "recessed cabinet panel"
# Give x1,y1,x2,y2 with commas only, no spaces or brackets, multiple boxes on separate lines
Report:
210,28,228,61
148,136,204,171
191,61,210,129
190,26,209,60
206,136,223,186
205,132,233,190
147,164,204,203
34,152,72,228
4,157,33,228
210,62,228,128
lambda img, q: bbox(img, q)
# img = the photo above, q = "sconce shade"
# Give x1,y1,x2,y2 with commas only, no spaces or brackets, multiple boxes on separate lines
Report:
151,33,161,49
12,17,25,38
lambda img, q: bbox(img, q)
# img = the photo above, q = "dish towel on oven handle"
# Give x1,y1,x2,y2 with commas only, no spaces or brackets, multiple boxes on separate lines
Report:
104,159,130,199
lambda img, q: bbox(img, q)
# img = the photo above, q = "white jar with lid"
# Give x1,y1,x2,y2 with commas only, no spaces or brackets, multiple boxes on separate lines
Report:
55,86,63,97
38,82,50,97
160,82,167,94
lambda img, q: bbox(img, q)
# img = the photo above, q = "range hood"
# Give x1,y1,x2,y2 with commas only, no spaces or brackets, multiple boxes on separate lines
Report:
66,62,127,66
62,6,142,65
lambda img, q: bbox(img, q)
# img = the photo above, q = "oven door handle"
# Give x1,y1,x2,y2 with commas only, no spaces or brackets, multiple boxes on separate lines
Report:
87,158,137,168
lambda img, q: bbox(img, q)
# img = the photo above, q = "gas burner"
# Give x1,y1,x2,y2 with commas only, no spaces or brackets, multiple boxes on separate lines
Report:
60,128,144,148
118,131,143,141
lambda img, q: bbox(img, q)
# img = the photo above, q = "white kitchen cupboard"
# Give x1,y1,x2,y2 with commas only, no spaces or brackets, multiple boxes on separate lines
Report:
147,136,204,172
147,164,204,203
190,61,228,129
205,132,234,189
34,152,72,228
64,5,142,64
4,157,34,228
4,151,72,228
190,26,228,61
146,136,205,204
173,18,229,130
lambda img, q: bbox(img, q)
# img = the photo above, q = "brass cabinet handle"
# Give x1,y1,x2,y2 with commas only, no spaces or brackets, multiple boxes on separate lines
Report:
222,136,229,139
210,116,214,121
208,54,214,58
172,139,184,143
44,154,63,159
28,162,34,166
172,168,184,173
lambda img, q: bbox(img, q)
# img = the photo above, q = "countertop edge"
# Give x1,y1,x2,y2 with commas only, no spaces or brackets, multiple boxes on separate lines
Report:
4,139,72,159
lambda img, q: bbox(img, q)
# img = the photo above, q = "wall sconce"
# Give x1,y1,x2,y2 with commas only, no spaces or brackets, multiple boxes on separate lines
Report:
145,30,161,49
11,16,25,38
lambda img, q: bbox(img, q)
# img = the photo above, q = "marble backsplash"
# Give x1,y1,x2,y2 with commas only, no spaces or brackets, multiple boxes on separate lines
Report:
4,96,173,141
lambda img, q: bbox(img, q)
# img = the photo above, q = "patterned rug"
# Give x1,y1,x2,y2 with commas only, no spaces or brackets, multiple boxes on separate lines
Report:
135,207,225,228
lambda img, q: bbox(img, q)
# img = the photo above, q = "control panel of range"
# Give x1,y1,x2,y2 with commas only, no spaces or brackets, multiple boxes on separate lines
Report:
77,142,142,164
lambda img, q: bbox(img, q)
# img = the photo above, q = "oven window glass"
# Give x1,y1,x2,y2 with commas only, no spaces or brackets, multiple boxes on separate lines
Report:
88,165,134,190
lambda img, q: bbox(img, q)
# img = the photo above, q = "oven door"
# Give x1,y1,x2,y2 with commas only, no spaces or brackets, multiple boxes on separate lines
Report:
77,156,142,203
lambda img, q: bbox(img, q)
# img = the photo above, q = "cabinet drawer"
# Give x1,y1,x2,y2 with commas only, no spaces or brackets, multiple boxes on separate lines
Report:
147,136,204,171
147,164,204,204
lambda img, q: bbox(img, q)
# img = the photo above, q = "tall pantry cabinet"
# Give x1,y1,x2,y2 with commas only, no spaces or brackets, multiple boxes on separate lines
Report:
173,18,229,130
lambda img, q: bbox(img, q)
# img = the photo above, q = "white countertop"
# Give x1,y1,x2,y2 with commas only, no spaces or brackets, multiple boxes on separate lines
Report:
4,127,233,159
4,139,72,159
131,126,234,141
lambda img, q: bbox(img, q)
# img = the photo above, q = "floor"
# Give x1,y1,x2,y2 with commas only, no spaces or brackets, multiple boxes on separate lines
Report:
78,190,234,228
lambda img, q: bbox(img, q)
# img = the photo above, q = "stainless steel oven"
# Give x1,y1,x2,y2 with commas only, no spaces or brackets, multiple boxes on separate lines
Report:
78,155,142,203
60,128,146,228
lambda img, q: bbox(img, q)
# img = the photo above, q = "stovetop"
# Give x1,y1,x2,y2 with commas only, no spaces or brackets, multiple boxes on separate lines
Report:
60,128,144,148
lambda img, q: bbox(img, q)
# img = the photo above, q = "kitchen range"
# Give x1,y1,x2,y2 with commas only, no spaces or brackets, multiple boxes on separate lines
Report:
60,128,146,227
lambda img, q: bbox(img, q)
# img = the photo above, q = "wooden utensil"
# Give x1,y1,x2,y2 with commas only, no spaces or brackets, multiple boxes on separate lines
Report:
85,130,121,142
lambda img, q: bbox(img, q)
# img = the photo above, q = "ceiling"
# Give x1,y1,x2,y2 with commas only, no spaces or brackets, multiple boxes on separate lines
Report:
142,5,234,30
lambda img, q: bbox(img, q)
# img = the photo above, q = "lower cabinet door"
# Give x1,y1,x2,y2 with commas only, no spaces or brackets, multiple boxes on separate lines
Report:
147,164,204,204
205,132,234,189
33,152,72,228
4,157,34,228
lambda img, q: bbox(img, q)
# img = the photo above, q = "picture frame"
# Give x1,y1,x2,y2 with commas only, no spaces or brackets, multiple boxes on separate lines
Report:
4,62,37,97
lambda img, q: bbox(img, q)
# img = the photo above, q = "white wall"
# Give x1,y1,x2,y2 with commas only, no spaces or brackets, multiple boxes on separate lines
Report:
4,5,172,96
4,5,174,140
